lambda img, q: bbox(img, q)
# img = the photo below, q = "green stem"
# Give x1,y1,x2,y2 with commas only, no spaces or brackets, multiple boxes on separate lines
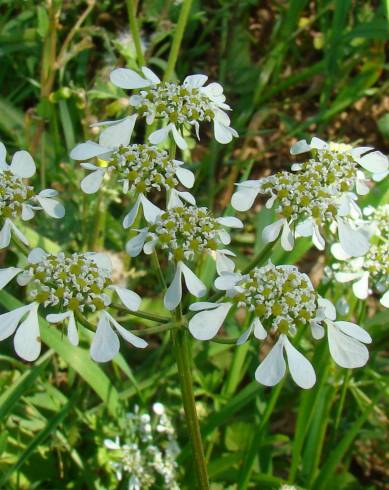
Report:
172,324,210,489
91,192,107,251
241,241,276,275
131,321,180,336
113,304,170,323
127,0,145,66
152,250,167,290
163,0,193,81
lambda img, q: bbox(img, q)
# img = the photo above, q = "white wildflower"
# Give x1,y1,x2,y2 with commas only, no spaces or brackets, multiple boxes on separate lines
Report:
0,142,65,249
0,248,147,362
109,66,238,149
126,205,242,310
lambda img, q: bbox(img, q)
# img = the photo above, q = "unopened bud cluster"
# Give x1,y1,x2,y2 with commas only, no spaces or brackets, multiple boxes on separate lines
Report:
232,263,317,332
25,253,112,312
131,82,215,126
147,205,222,261
109,144,179,194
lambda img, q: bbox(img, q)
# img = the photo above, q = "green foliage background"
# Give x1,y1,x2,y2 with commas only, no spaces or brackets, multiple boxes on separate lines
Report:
0,0,388,488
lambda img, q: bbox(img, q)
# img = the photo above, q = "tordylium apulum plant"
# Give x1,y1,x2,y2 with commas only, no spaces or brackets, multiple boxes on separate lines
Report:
0,64,388,489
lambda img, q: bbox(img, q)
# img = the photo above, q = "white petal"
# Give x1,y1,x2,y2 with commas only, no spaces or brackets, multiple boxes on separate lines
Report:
311,321,325,340
334,321,372,344
265,193,277,209
189,302,220,312
283,336,316,389
217,229,231,245
262,219,284,244
140,194,162,223
28,247,47,264
327,322,369,368
148,126,171,145
202,82,223,98
215,251,235,274
46,311,79,346
99,115,137,148
372,169,389,182
0,304,31,341
36,196,65,218
214,272,241,290
337,219,369,257
334,271,363,283
173,191,196,206
175,167,195,188
216,216,243,228
188,303,232,340
252,317,267,340
0,141,6,165
318,297,336,321
164,266,182,311
9,221,29,246
110,68,151,89
125,229,148,257
10,150,36,178
111,286,141,311
179,261,207,298
236,323,254,345
70,141,109,160
171,124,188,150
280,221,294,251
0,220,12,249
295,219,313,237
21,204,35,221
312,223,325,250
0,267,22,289
352,272,369,299
14,303,41,361
358,151,388,173
81,168,107,194
231,186,259,212
90,312,120,362
184,74,208,88
290,139,310,155
106,313,148,349
143,239,157,255
331,243,351,260
310,137,328,150
380,290,389,307
141,67,160,84
213,121,235,144
123,196,141,228
255,336,286,386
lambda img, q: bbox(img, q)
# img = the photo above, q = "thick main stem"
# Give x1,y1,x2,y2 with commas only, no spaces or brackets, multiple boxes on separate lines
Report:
172,326,210,489
127,0,145,66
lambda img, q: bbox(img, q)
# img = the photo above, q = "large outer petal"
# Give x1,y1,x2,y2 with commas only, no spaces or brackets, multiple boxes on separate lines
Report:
110,68,151,89
327,322,369,368
188,303,232,340
90,313,120,362
283,337,316,389
14,303,41,361
255,336,286,386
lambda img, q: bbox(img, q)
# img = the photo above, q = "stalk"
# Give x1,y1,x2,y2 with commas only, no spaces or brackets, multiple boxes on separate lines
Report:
163,0,193,81
127,0,145,66
171,322,210,489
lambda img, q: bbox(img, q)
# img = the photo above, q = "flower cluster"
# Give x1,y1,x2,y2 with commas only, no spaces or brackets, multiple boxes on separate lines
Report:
110,67,237,149
0,248,147,362
126,205,242,309
332,203,389,307
70,116,195,226
0,141,64,249
232,137,388,257
103,403,180,489
189,262,372,388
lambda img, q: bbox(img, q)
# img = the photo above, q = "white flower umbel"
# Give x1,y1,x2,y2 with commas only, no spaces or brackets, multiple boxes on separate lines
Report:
126,205,243,310
103,403,180,489
0,142,65,249
109,66,238,149
0,248,147,362
70,117,195,227
363,204,389,242
333,242,389,308
189,262,371,387
290,136,389,177
232,168,370,256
